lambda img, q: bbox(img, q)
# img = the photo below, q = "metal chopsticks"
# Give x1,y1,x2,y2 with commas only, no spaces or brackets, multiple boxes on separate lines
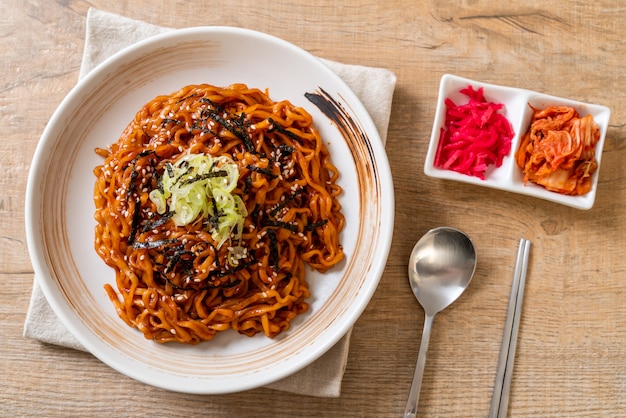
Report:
489,238,531,418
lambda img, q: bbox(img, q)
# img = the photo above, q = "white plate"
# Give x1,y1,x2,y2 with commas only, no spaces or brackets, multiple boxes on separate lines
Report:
424,74,610,210
25,27,394,394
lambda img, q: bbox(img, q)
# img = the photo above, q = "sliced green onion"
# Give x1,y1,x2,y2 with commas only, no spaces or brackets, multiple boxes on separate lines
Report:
149,153,246,248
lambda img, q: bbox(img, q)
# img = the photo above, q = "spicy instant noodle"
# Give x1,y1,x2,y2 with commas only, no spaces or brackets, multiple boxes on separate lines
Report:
93,83,344,344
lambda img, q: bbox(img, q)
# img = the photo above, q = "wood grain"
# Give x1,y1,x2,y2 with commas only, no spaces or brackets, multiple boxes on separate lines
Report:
2,1,625,416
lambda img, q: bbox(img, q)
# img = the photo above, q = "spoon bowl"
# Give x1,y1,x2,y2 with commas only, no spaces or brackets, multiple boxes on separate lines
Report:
408,227,477,315
404,227,476,418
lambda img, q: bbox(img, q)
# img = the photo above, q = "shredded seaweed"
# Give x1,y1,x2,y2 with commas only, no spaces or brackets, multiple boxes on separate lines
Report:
137,150,155,159
199,98,255,152
141,211,175,233
243,176,252,195
126,168,139,201
131,238,179,250
250,203,261,223
267,228,280,269
277,144,295,156
128,198,143,245
171,164,193,186
202,195,221,231
161,118,181,126
178,169,228,186
269,187,305,217
306,219,328,231
165,162,174,179
268,118,302,143
164,248,193,274
126,150,156,202
176,93,197,104
247,164,277,179
149,158,163,194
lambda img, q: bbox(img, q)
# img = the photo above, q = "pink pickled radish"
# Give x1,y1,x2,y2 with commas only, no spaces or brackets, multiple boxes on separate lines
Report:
434,85,514,180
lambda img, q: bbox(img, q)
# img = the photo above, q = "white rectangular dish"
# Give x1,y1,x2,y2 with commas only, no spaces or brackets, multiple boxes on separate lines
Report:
424,74,611,210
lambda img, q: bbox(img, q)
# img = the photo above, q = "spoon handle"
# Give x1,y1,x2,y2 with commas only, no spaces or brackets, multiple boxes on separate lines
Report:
404,313,435,418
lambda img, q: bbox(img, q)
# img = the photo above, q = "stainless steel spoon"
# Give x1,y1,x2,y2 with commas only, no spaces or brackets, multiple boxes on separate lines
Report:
404,227,477,418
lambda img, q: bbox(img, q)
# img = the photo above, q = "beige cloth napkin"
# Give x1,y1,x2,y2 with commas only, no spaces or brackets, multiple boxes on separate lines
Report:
23,8,396,398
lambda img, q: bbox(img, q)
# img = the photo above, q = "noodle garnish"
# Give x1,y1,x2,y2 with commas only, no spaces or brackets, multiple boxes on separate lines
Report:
93,83,344,344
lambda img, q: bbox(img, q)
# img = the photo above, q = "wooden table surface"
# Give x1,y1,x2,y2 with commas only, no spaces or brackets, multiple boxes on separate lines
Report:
3,1,625,417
